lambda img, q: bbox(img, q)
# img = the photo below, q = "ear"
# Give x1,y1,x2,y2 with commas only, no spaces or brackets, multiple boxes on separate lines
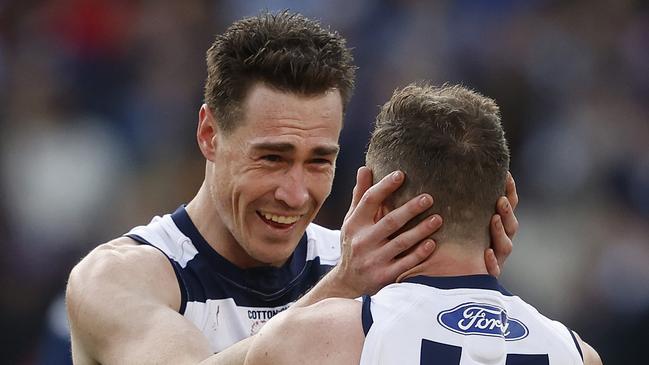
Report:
197,104,218,161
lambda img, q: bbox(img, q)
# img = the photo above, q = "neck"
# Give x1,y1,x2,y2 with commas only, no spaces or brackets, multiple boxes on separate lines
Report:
396,241,489,282
185,180,264,269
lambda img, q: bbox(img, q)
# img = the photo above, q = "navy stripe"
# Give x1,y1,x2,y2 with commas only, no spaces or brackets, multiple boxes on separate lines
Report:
183,256,334,307
126,233,188,314
568,328,584,362
167,206,335,307
505,353,549,365
402,274,513,296
361,295,374,335
420,339,462,363
170,206,309,289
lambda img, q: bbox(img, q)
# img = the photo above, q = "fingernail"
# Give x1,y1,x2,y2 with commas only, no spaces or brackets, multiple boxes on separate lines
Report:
495,216,502,229
501,200,509,211
424,240,435,250
429,215,440,226
392,171,403,182
419,195,431,207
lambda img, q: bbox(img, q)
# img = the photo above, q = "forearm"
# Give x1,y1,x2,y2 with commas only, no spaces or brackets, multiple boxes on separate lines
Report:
198,336,254,365
292,266,359,308
197,270,357,365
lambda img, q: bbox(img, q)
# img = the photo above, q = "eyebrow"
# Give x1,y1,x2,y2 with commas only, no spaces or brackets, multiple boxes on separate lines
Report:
251,142,339,156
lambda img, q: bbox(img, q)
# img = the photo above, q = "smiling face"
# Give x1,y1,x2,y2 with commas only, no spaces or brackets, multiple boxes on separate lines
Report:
200,83,343,268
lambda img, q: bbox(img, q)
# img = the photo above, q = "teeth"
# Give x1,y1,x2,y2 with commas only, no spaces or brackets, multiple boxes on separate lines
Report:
261,212,300,224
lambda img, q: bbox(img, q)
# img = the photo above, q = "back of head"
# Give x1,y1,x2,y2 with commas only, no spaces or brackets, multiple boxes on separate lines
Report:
366,83,510,246
204,11,356,134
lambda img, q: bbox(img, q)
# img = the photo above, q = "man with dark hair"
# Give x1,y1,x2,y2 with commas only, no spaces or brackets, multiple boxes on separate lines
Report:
66,12,518,365
203,12,356,134
244,83,601,365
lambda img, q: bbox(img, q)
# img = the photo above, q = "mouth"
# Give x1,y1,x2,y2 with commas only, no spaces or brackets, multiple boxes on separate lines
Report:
257,210,301,229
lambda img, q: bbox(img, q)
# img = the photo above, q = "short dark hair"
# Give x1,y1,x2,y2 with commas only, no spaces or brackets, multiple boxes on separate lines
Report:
204,11,356,133
366,83,510,245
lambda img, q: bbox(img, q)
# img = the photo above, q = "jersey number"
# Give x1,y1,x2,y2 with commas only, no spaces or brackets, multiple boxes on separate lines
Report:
420,339,549,364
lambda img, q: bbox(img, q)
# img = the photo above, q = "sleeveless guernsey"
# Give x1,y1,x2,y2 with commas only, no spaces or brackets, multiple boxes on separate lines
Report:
126,206,341,352
360,275,584,365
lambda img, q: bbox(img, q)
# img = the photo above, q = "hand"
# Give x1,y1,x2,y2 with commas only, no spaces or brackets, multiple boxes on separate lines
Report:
333,167,442,297
485,171,519,277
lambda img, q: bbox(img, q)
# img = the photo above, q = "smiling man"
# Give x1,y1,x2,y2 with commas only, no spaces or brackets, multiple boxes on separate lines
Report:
65,12,518,365
194,85,344,269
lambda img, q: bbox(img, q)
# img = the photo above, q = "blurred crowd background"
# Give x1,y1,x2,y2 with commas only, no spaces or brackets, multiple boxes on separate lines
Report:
1,0,647,364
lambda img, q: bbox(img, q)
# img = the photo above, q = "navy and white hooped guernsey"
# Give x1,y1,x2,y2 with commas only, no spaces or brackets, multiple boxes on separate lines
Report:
360,275,584,365
125,206,341,353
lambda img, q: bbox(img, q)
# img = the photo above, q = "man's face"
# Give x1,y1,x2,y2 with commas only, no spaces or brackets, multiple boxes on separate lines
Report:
208,83,343,267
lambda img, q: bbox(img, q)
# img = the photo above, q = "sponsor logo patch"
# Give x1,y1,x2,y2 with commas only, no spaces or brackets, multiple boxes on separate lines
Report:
437,302,528,341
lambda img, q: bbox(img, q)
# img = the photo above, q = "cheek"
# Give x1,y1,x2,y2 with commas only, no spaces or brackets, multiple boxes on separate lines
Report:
311,171,335,203
210,164,243,216
233,173,277,209
213,155,259,208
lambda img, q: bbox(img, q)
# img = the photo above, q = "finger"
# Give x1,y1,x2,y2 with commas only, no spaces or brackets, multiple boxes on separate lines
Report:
489,214,513,267
350,166,373,212
380,214,442,261
391,239,436,283
496,196,519,239
345,166,373,221
505,172,518,210
364,192,434,240
352,170,406,222
484,248,501,277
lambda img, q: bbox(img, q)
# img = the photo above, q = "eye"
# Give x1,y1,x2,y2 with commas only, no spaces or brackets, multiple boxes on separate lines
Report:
261,155,282,162
311,158,333,165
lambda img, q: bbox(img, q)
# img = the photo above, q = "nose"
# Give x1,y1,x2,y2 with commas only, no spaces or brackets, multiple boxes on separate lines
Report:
274,166,309,209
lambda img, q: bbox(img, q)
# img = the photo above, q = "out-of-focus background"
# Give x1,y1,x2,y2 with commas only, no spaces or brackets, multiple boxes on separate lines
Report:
1,0,647,364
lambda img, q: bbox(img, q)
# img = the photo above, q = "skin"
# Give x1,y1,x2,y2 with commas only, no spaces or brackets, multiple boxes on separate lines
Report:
66,84,519,364
574,332,604,365
244,298,365,365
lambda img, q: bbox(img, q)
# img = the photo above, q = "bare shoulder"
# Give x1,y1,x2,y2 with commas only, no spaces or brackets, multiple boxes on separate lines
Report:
67,237,180,312
245,298,364,365
573,331,603,365
66,236,186,363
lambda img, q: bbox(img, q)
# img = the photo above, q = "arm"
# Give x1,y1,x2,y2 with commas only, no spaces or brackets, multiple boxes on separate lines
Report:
244,299,363,365
295,168,439,306
66,238,213,365
295,168,520,306
573,331,603,365
198,337,254,365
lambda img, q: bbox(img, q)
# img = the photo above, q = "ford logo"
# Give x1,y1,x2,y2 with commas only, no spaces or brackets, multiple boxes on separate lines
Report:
437,302,528,341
